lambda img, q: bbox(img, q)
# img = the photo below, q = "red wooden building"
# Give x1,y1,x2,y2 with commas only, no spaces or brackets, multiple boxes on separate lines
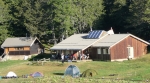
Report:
50,29,149,61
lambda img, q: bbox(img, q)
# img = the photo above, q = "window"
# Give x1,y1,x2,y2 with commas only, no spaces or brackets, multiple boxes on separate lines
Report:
102,48,110,54
98,48,110,54
97,48,101,54
103,49,107,54
15,47,24,51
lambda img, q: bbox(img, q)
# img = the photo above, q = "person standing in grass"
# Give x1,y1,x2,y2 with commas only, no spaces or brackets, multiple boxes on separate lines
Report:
61,53,64,63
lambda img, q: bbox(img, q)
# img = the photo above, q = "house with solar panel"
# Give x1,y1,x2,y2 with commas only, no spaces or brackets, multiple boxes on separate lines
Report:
0,37,44,60
50,28,150,61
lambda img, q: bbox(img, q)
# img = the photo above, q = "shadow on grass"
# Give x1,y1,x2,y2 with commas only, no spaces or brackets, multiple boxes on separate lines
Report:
53,73,64,76
28,53,51,61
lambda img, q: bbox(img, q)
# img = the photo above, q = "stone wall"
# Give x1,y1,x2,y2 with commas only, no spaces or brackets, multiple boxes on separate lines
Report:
7,55,32,60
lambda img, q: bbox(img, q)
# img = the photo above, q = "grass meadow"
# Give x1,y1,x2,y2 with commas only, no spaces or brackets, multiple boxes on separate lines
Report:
1,54,150,83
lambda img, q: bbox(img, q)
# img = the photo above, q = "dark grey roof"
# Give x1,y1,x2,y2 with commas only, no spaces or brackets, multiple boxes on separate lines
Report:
1,37,37,48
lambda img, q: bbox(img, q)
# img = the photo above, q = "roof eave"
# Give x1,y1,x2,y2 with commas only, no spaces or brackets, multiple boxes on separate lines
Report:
50,48,82,50
130,34,150,45
1,45,31,48
30,37,43,47
91,46,110,48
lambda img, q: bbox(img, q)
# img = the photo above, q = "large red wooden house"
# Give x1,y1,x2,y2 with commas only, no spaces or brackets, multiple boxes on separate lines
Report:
50,28,149,61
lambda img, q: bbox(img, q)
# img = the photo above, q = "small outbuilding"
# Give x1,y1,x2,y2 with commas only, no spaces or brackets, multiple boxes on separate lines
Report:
1,37,44,60
64,65,80,77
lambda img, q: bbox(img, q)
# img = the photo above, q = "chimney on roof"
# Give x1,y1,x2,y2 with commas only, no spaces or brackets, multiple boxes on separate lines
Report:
26,33,28,40
29,35,33,40
107,27,114,35
26,33,27,37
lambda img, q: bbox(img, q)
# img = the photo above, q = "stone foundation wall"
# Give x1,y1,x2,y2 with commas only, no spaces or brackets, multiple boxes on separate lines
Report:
7,55,32,60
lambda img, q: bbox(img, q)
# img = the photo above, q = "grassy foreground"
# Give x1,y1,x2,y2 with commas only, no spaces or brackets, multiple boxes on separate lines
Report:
0,54,150,83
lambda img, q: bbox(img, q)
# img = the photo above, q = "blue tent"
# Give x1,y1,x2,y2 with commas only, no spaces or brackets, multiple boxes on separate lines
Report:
64,65,80,77
31,72,43,78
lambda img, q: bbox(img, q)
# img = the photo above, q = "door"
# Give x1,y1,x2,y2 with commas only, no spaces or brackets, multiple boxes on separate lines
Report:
127,47,134,59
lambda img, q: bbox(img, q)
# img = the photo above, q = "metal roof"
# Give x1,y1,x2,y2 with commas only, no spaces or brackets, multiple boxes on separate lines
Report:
1,37,37,48
92,34,150,47
50,34,103,50
92,34,129,47
50,33,150,50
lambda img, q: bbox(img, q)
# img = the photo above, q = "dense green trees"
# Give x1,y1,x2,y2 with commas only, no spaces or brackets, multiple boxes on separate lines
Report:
4,0,29,37
101,0,129,32
0,0,150,45
99,0,150,40
0,0,10,44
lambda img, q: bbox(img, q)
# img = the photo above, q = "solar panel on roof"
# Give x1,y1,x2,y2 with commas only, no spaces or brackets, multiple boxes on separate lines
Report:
94,30,102,38
87,30,102,39
87,31,94,38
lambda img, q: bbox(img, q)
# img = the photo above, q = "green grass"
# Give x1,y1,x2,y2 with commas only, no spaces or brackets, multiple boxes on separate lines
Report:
1,54,150,82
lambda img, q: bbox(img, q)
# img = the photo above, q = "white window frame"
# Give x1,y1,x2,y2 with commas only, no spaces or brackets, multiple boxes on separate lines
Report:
102,48,110,54
108,49,110,54
97,48,101,54
103,48,107,54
